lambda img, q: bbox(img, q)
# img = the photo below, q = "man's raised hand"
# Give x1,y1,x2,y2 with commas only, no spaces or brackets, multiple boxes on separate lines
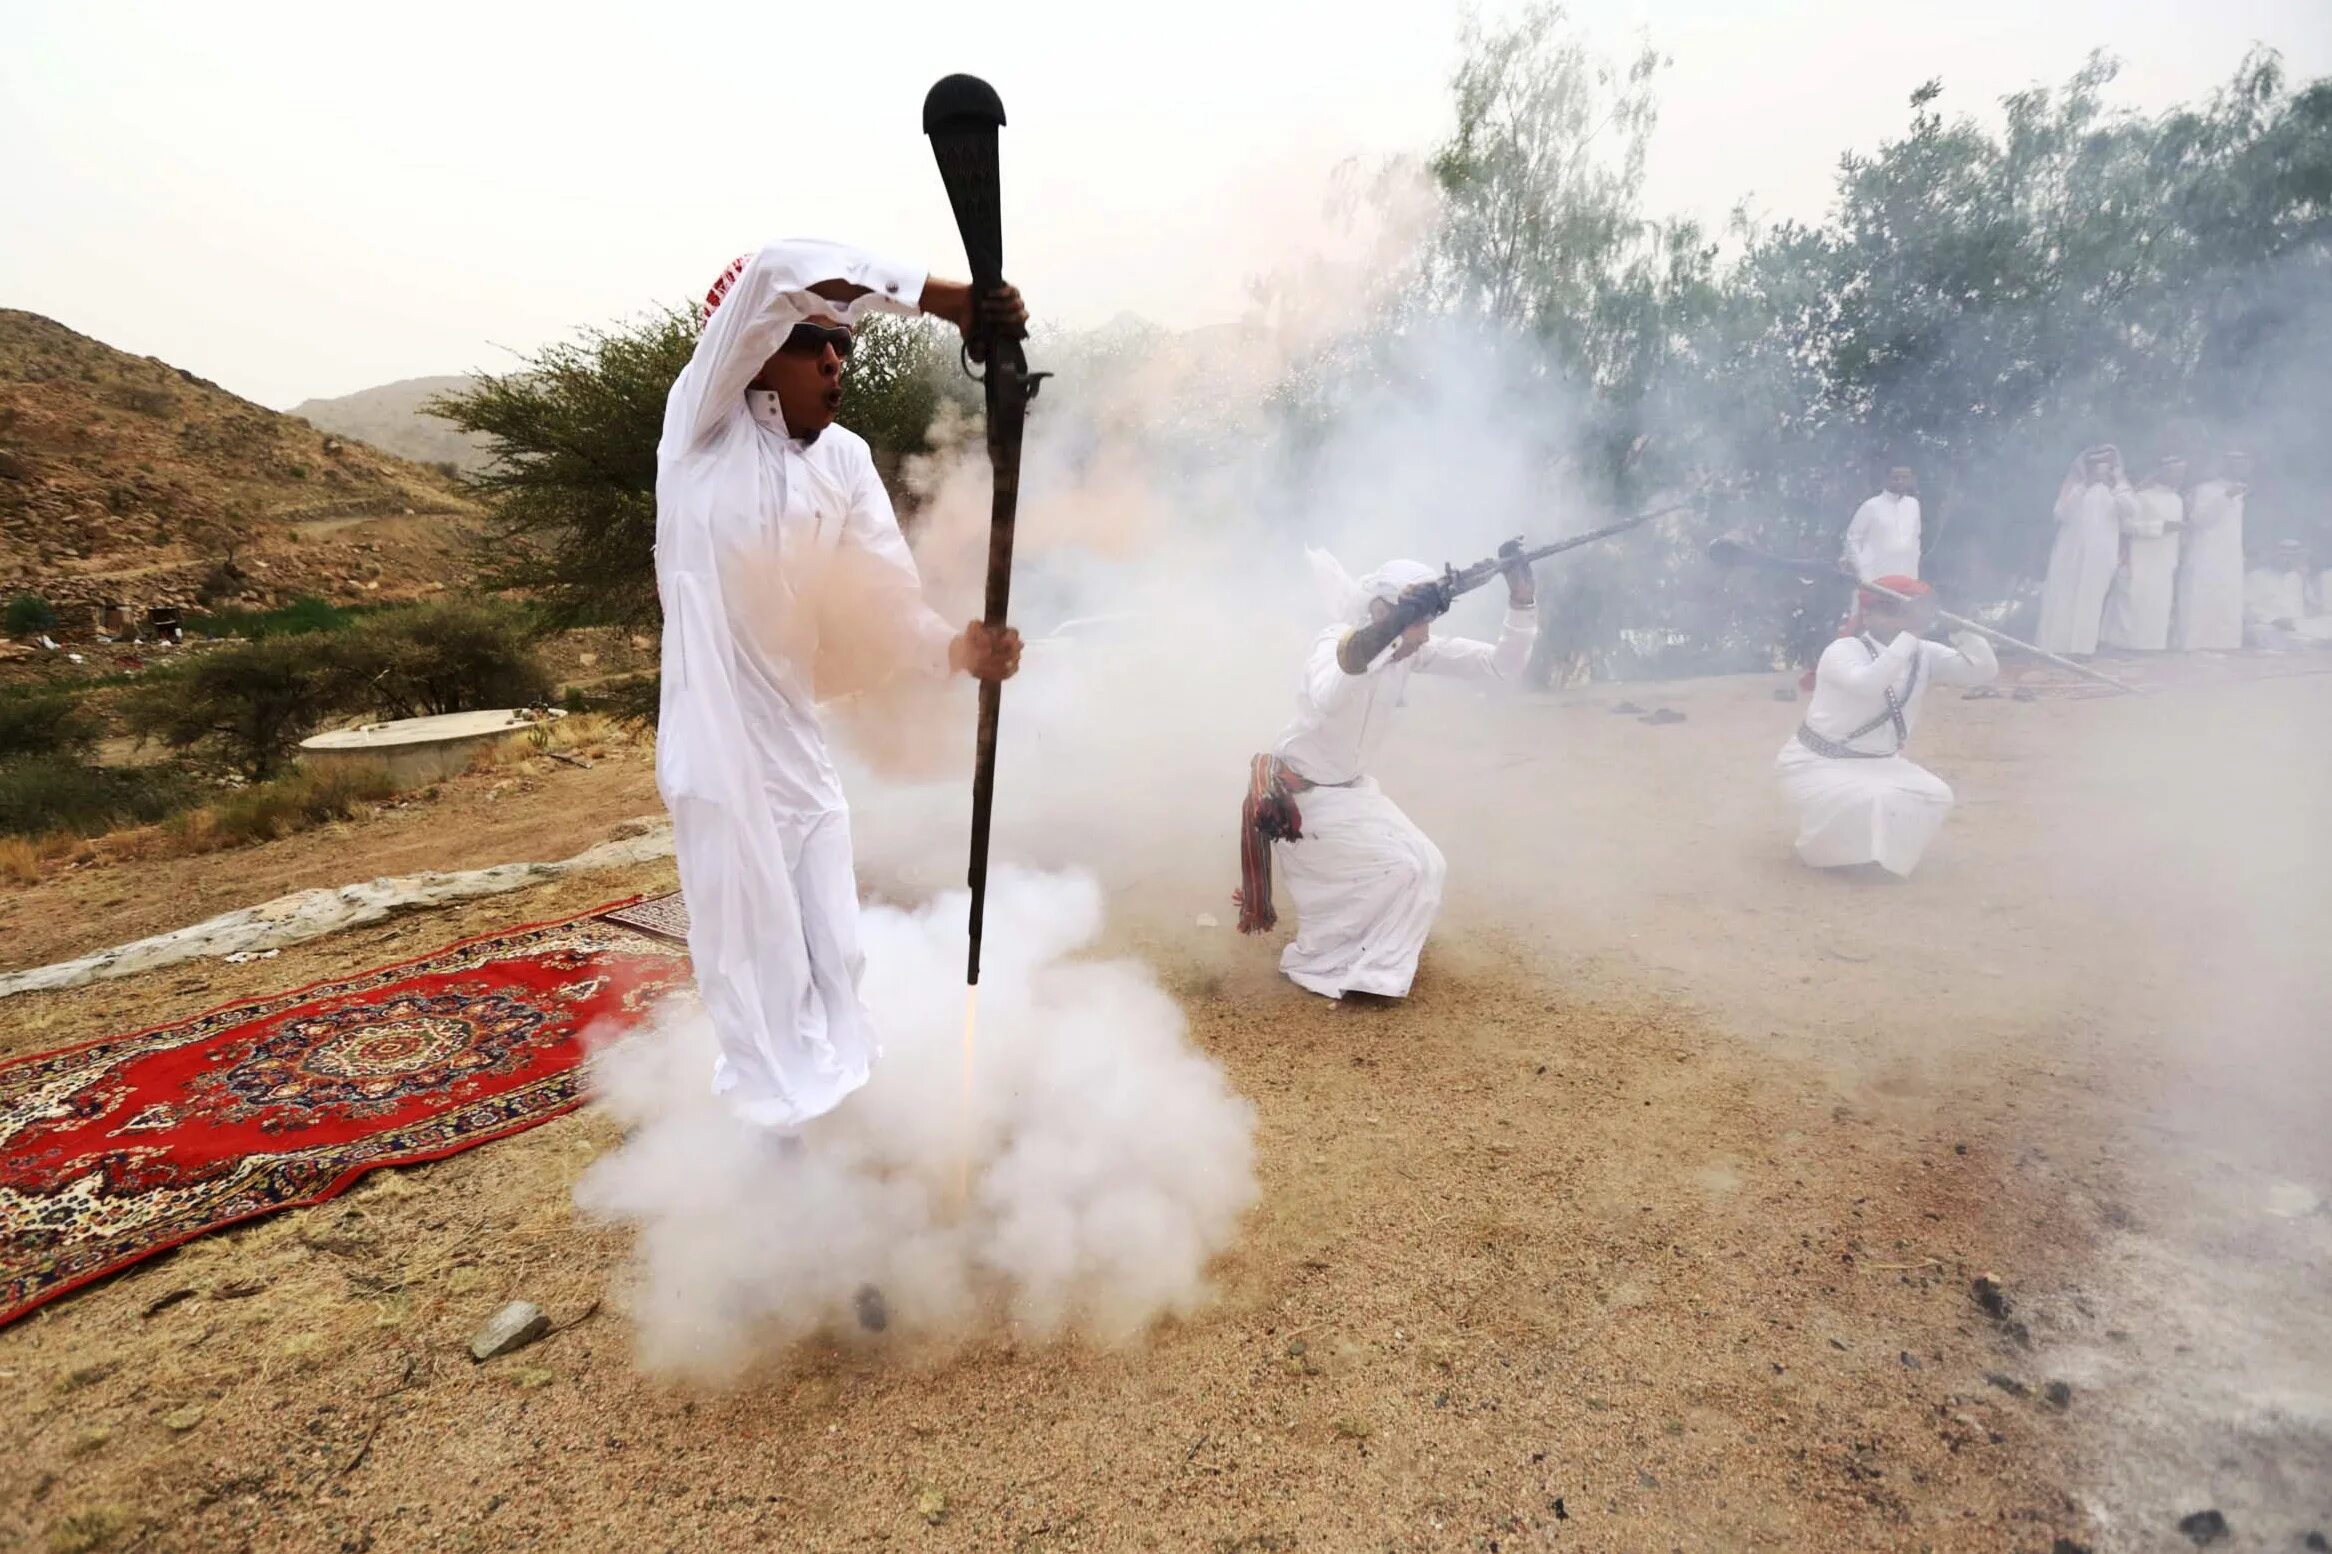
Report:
918,279,1029,363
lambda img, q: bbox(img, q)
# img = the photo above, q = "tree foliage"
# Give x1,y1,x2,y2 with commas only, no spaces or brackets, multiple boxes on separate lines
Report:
1410,10,2332,674
430,310,972,631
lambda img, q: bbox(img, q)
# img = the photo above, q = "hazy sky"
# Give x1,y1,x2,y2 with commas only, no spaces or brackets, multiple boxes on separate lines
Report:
5,0,2326,409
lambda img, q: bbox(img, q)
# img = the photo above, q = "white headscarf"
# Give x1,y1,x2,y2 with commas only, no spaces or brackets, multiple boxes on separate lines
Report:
1306,548,1439,626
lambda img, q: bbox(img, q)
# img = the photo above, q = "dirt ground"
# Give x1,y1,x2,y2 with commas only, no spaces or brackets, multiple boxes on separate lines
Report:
3,657,2328,1553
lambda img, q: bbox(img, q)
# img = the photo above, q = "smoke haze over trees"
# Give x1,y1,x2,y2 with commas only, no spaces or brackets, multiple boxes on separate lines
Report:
437,5,2331,677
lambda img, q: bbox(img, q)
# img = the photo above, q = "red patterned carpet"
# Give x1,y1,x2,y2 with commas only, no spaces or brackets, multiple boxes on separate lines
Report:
0,905,690,1328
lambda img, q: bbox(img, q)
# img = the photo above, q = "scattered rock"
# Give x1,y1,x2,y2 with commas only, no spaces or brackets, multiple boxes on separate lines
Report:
211,1279,266,1301
1639,708,1687,725
2043,1380,2073,1410
1609,701,1645,715
1984,1372,2029,1399
468,1300,550,1361
2052,1540,2093,1554
1972,1273,2012,1320
2303,1531,2328,1552
915,1484,948,1525
2011,686,2038,702
1898,1351,1923,1370
2176,1509,2228,1546
161,1405,205,1432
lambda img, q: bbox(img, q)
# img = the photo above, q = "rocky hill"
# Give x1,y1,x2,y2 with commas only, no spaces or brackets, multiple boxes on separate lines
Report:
0,310,478,634
290,374,492,473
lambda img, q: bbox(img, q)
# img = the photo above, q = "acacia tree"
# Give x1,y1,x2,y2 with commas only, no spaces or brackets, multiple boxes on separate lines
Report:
430,311,971,630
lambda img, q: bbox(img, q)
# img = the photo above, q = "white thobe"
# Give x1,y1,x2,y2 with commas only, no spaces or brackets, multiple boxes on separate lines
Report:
1775,630,1997,877
2038,477,2135,656
655,239,955,1131
1270,607,1536,999
2100,487,2183,651
2173,479,2246,651
2245,567,2332,647
1844,492,1922,582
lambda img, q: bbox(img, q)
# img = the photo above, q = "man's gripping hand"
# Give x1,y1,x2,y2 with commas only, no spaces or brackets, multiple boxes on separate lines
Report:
949,620,1023,682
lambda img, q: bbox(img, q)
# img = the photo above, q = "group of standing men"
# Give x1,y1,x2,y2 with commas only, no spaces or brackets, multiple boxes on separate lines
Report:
2038,447,2257,656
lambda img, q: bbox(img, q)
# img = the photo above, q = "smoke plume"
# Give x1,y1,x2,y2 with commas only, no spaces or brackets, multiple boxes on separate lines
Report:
575,868,1258,1382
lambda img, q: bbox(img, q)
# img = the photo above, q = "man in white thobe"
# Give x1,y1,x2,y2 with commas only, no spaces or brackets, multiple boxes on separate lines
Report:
2246,540,2332,649
1236,552,1536,1000
1776,576,1997,879
2173,451,2251,651
656,239,1023,1132
1843,466,1923,582
2038,445,2135,657
2101,455,2186,652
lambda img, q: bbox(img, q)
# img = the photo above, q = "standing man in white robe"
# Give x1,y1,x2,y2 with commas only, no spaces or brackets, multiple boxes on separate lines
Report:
1843,465,1923,582
1776,576,1998,879
2038,445,2136,657
2174,451,2251,651
1235,553,1537,1000
656,239,1024,1133
2101,455,2186,652
2246,540,2332,648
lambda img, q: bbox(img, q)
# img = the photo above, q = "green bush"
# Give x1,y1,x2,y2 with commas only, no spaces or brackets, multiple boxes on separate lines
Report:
0,754,195,837
0,693,101,760
560,672,658,726
332,600,553,720
5,594,58,637
123,638,346,779
184,595,359,640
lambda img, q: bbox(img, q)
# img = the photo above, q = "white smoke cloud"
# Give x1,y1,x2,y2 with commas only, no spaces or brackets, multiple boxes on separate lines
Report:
574,868,1258,1382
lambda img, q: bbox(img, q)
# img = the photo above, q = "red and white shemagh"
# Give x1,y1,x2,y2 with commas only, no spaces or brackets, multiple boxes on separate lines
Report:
701,254,750,325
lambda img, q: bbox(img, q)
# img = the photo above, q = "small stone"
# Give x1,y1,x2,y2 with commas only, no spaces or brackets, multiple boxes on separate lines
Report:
2052,1540,2093,1554
162,1405,205,1432
2176,1509,2228,1546
1899,1351,1924,1370
915,1484,948,1525
468,1300,550,1361
1609,701,1645,715
853,1284,889,1333
2043,1380,2073,1410
2263,1180,2322,1219
1639,708,1687,725
1984,1372,2029,1398
2302,1531,2327,1552
1972,1273,2012,1320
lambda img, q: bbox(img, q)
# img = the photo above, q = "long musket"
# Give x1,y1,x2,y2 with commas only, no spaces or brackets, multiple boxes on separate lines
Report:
1705,529,2143,696
924,74,1049,985
1379,496,1697,634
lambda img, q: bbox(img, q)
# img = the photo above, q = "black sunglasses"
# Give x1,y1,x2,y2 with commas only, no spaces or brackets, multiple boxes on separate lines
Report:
780,322,855,359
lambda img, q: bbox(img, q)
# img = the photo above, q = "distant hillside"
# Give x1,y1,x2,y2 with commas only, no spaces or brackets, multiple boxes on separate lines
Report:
291,374,493,474
0,310,479,631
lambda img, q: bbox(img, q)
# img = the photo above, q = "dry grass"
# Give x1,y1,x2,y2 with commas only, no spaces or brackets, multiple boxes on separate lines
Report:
470,712,640,775
0,835,41,887
92,764,400,863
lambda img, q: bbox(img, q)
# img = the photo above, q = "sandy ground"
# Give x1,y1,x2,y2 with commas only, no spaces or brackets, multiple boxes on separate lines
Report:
3,658,2329,1553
